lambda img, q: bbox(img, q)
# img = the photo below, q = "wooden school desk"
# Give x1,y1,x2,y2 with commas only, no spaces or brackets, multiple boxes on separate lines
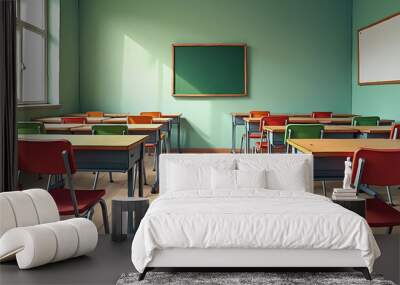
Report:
353,126,392,138
286,138,400,182
36,116,110,124
71,124,163,193
102,117,173,153
161,113,183,153
262,125,360,153
18,134,148,198
44,124,85,134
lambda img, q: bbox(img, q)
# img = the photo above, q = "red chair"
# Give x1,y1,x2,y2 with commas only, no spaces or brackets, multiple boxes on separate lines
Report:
312,112,332,118
61,117,87,124
140,112,162,118
255,115,289,153
240,111,270,153
352,148,400,233
18,140,109,233
390,124,400,139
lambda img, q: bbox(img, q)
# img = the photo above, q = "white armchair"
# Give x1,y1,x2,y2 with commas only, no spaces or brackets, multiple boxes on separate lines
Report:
0,189,98,269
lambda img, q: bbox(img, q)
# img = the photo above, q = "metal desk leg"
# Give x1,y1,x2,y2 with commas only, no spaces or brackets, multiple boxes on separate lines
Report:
177,117,181,153
138,144,144,197
245,121,250,153
268,131,273,153
167,122,172,153
151,132,160,194
127,167,134,233
232,115,236,153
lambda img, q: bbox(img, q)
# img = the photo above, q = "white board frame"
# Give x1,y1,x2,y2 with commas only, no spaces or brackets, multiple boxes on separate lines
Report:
358,12,400,86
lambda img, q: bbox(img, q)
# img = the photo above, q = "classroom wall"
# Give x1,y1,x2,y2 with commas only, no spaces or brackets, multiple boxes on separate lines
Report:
17,0,80,121
352,0,400,122
78,0,353,149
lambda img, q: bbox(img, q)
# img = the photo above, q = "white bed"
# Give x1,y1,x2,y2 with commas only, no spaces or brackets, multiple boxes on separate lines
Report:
131,154,380,280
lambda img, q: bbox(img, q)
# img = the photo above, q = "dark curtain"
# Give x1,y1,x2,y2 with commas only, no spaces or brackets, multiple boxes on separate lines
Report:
0,0,17,192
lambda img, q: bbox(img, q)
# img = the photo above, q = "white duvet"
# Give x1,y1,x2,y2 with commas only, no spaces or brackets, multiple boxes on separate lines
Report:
131,190,380,273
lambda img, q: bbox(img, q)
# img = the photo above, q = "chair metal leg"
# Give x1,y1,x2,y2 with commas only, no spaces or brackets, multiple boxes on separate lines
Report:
153,149,157,171
109,172,114,183
86,208,94,220
92,172,100,190
240,135,244,153
142,159,148,185
322,181,327,196
99,199,110,234
386,186,394,205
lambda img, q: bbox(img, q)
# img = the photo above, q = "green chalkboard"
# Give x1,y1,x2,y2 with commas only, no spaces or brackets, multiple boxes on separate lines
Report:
172,44,247,97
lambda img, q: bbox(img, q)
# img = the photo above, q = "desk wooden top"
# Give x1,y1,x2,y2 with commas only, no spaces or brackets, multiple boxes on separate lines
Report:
102,117,172,124
287,139,400,157
71,124,162,133
44,124,85,131
263,125,360,134
352,126,392,134
246,117,394,125
233,113,356,118
67,113,182,118
161,113,182,118
18,134,148,150
36,117,109,124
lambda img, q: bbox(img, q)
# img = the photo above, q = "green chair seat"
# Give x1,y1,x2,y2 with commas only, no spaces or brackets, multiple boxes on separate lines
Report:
17,122,44,134
352,116,380,126
284,124,324,144
91,124,128,135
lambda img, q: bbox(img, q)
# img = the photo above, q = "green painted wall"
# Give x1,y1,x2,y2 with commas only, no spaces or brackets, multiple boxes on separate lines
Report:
79,0,352,148
17,0,80,120
352,0,400,121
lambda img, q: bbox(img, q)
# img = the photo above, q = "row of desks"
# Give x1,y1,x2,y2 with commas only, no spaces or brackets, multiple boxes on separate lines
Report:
36,113,183,152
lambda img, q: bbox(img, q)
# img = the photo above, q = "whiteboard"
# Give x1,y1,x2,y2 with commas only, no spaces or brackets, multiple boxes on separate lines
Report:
358,13,400,85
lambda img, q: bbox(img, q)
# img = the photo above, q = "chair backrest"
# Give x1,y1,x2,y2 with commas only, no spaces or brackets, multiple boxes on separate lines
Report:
17,122,44,134
390,124,400,139
351,148,400,187
352,116,380,126
249,111,270,118
91,124,128,135
18,140,77,175
0,189,60,237
140,112,162,118
86,111,104,117
127,115,153,124
284,124,324,143
312,112,332,118
263,115,289,126
61,117,87,124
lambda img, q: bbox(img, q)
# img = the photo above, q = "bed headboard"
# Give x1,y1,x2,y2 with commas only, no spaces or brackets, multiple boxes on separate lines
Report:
159,154,314,195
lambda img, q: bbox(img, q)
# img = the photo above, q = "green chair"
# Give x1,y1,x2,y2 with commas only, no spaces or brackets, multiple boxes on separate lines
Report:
91,124,128,188
284,124,327,196
17,122,44,134
351,116,380,126
91,124,128,135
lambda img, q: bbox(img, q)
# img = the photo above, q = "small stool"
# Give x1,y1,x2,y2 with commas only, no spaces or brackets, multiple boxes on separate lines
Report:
112,197,149,242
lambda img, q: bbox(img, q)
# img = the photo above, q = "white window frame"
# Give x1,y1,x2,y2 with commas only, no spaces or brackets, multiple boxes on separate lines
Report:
16,0,48,105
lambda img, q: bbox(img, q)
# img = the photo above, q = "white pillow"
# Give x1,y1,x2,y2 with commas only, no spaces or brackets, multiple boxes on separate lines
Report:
211,169,267,190
237,169,267,189
167,160,235,191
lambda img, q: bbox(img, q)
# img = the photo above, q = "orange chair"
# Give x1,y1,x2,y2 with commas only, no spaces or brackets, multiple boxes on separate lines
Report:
390,124,400,139
86,111,104,117
61,117,87,124
312,112,332,118
255,115,289,153
127,116,153,124
249,111,270,118
140,112,162,118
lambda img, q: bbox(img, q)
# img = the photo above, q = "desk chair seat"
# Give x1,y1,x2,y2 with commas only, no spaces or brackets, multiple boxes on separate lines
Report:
50,188,106,216
254,115,289,154
366,198,400,233
240,114,270,153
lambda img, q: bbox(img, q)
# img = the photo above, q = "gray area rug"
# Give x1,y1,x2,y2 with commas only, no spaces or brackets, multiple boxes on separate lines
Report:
117,272,395,285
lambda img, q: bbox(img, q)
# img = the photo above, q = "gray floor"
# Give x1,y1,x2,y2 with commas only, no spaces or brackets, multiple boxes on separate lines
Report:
1,235,399,285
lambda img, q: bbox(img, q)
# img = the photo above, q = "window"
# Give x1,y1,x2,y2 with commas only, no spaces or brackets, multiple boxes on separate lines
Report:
16,0,47,105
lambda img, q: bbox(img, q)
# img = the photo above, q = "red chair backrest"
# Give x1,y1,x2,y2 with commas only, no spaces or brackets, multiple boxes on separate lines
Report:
390,124,400,139
351,148,400,186
127,115,153,124
140,112,162,118
61,117,87,124
263,115,289,126
312,112,332,118
250,111,270,118
18,140,77,175
86,111,104,117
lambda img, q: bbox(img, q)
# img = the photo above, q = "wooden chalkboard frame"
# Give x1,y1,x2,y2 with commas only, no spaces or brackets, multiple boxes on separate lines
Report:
172,43,248,97
358,12,400,86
